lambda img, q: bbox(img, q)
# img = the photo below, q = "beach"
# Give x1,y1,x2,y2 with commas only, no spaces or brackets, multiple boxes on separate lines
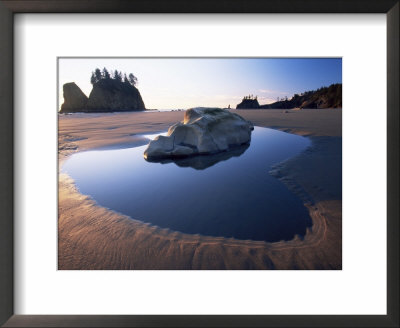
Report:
58,108,342,269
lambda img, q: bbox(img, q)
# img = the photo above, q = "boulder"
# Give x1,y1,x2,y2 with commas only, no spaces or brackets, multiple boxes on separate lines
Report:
60,82,88,113
144,107,254,160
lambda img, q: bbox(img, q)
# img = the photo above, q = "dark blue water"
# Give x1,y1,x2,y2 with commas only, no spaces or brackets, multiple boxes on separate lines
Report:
62,127,312,242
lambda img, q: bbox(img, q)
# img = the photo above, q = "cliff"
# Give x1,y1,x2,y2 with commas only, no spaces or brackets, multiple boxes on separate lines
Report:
260,84,342,109
60,79,146,113
60,82,88,113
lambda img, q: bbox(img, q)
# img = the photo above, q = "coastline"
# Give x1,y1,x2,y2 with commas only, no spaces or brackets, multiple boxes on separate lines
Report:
58,109,342,269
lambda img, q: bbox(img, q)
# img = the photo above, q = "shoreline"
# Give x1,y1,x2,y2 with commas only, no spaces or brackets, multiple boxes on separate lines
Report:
58,109,342,269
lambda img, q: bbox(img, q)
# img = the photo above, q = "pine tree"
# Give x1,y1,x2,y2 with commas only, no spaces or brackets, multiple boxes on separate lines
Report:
90,72,96,84
94,68,102,82
128,73,137,86
102,67,111,80
113,70,122,82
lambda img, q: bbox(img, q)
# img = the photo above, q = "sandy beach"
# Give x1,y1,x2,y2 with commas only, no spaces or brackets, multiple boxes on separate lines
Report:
58,108,342,269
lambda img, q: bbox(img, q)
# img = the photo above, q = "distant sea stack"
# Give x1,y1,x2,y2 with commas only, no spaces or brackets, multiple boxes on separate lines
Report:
60,68,146,113
236,96,260,109
60,82,88,113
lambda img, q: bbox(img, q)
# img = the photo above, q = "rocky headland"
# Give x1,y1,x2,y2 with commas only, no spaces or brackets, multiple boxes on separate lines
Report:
236,83,342,109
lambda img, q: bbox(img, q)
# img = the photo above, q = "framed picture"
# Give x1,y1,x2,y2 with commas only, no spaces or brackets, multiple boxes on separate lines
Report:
0,0,398,327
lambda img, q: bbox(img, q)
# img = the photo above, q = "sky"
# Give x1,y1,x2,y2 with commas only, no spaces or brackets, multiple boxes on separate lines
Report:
58,58,342,110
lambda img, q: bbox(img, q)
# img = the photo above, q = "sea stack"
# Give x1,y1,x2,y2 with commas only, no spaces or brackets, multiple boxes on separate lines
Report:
144,107,254,160
60,82,88,113
86,79,145,112
236,97,260,109
60,79,146,113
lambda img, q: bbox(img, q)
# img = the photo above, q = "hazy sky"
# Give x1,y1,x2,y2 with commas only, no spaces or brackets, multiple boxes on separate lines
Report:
58,58,342,110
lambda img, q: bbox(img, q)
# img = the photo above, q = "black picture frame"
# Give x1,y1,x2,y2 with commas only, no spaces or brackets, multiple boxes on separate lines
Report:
0,0,398,327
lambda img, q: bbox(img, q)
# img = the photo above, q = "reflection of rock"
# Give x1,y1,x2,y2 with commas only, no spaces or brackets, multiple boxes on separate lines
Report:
60,82,88,113
147,143,250,170
144,107,254,160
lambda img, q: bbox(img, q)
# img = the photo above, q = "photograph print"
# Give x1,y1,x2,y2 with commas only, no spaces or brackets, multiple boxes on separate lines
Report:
58,57,342,270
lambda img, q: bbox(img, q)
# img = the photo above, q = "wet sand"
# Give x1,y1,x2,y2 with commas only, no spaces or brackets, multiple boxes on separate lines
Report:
58,109,342,269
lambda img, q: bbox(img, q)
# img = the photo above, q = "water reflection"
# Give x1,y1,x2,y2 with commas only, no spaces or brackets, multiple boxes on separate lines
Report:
62,127,313,242
146,143,250,170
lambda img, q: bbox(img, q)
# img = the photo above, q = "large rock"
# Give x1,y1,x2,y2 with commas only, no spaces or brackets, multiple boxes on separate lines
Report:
60,82,88,113
86,79,145,112
144,107,254,160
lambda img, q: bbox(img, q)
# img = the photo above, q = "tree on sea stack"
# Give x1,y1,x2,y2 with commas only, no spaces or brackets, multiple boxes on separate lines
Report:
113,70,122,82
94,68,102,83
90,72,96,85
90,68,140,86
102,67,111,80
128,73,138,86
